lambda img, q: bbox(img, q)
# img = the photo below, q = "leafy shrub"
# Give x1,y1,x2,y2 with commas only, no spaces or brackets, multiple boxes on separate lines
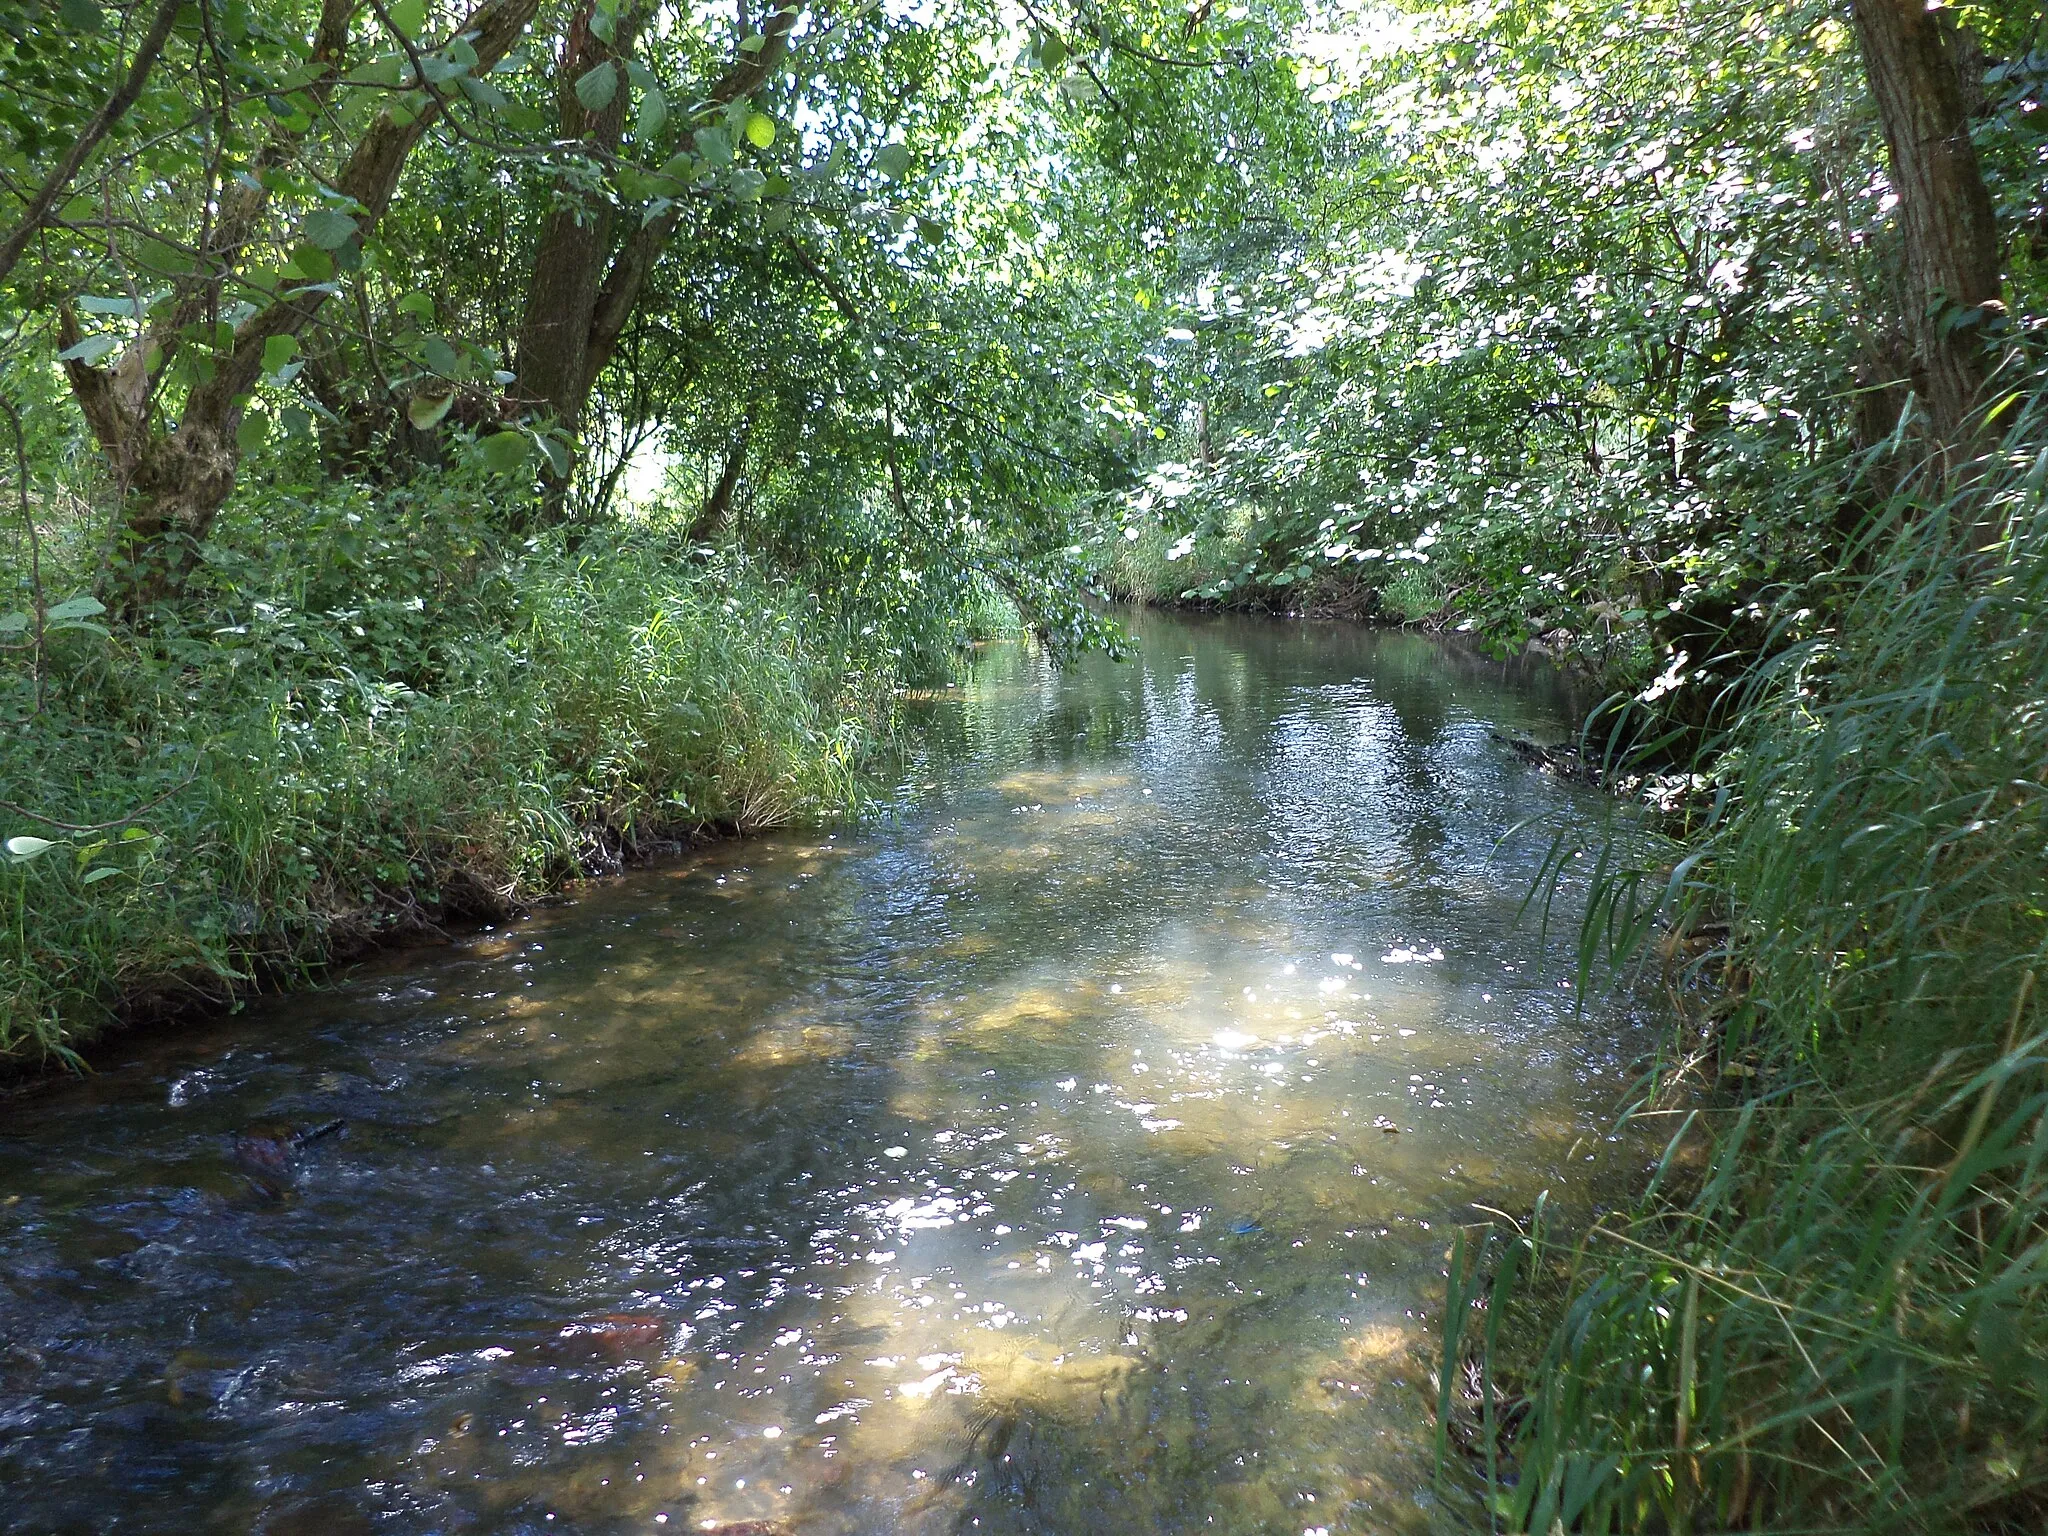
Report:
1477,412,2048,1532
0,470,972,1065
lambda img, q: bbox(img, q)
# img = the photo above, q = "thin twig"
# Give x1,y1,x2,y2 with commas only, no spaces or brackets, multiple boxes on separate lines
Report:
0,775,197,833
1,393,44,717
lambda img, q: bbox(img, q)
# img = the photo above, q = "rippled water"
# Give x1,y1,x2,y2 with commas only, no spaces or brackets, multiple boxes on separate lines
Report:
1,612,1657,1535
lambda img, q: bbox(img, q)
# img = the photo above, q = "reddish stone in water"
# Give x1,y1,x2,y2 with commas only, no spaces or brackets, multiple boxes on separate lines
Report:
231,1119,346,1173
539,1313,667,1361
231,1133,295,1174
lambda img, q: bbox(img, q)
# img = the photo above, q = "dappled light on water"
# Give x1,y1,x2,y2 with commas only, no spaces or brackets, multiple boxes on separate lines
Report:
0,613,1658,1534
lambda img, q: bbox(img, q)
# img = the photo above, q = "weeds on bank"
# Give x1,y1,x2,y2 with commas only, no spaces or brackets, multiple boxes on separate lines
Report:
1,468,996,1066
1448,410,2048,1532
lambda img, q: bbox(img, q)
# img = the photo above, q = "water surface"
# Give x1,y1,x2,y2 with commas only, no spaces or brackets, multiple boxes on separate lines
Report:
1,612,1654,1534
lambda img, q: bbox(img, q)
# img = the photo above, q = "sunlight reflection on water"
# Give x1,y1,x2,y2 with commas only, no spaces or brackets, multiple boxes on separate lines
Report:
0,612,1660,1535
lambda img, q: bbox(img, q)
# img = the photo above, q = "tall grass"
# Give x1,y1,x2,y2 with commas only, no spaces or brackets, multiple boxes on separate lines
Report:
1462,409,2048,1531
1,490,932,1067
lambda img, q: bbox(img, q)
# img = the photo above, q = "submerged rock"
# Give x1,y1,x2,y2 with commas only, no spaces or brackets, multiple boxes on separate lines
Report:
537,1313,668,1362
231,1119,346,1174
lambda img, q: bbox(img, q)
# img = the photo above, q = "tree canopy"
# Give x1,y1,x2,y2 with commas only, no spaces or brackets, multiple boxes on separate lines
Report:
9,0,2037,679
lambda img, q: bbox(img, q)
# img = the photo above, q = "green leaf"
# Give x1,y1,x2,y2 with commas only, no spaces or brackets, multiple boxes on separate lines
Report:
536,433,572,478
56,334,119,364
78,294,145,316
422,334,460,377
875,142,912,179
388,0,426,33
5,836,58,863
1058,71,1100,105
457,74,509,111
45,596,105,622
58,0,102,31
745,112,776,149
286,244,336,282
575,61,619,113
397,291,435,319
262,333,299,375
304,209,358,249
478,431,532,474
637,84,668,139
729,167,766,202
81,866,122,885
695,126,733,166
0,612,27,635
408,392,456,430
237,411,270,453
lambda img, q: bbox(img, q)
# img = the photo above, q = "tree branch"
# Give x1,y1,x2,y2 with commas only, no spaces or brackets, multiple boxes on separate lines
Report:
581,0,806,383
0,0,185,285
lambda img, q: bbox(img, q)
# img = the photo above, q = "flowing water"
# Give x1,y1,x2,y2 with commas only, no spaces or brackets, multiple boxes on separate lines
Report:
1,613,1659,1535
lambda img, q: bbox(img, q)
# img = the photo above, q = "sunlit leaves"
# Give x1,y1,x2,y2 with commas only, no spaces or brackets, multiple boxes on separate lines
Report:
407,392,456,429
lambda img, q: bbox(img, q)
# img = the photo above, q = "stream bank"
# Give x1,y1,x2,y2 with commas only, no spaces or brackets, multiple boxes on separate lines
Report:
0,609,1664,1533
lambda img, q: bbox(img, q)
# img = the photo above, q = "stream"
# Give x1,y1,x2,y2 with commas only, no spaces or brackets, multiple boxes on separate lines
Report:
1,611,1658,1535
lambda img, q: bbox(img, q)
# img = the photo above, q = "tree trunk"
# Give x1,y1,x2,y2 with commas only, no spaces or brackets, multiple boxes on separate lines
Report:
512,0,646,439
1847,0,2003,444
532,1,807,456
688,415,753,541
63,0,540,614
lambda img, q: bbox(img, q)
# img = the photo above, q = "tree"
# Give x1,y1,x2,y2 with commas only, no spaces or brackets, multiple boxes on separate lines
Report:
512,0,805,462
1846,0,2005,445
49,0,542,610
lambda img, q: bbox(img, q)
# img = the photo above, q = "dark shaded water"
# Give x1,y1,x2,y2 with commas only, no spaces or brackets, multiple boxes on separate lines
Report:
1,613,1655,1534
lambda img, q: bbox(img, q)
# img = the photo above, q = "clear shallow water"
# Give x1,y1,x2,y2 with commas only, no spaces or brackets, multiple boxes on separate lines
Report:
0,612,1655,1535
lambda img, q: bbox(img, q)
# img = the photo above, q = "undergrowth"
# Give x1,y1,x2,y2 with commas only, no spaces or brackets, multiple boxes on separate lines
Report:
1,464,997,1067
1447,406,2048,1532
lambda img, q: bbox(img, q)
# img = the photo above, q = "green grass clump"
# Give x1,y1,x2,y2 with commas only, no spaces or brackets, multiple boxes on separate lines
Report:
1377,566,1449,624
1096,519,1242,605
0,474,957,1067
1469,415,2048,1531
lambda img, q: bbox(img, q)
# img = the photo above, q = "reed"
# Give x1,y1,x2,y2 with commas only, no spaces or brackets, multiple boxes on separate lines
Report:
1462,397,2048,1532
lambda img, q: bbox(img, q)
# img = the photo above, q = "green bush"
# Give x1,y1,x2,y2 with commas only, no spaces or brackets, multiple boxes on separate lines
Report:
0,472,954,1066
1474,415,2048,1532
